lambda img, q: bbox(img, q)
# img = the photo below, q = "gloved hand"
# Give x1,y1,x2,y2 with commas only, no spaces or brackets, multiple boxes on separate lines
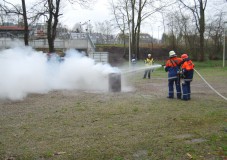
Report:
180,74,185,79
177,71,182,74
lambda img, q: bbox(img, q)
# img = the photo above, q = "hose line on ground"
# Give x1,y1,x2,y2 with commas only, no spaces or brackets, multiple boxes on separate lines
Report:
194,69,227,101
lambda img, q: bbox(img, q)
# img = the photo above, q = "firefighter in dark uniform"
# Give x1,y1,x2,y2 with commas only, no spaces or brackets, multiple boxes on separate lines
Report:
165,51,183,99
181,53,194,100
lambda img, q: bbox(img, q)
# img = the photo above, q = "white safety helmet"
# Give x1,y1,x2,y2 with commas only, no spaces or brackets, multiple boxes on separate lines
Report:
148,54,151,57
169,50,177,57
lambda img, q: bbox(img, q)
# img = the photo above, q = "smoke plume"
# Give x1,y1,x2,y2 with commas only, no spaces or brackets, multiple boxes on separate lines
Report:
0,45,119,100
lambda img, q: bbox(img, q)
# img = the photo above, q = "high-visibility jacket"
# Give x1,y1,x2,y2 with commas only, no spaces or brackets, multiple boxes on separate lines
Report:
182,58,194,81
165,57,183,79
144,57,154,66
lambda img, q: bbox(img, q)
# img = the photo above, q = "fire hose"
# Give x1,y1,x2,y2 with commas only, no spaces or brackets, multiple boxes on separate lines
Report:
194,69,227,101
121,65,227,101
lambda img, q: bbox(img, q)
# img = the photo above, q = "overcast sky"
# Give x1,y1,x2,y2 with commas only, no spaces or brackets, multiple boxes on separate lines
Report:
60,0,111,29
58,0,227,38
59,0,162,38
4,0,227,39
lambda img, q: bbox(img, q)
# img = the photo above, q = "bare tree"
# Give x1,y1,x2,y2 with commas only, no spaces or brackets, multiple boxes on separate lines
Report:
110,0,174,59
0,0,29,46
179,0,208,61
95,20,114,44
21,0,29,46
0,3,7,25
134,0,177,58
164,8,192,51
32,0,93,53
29,0,93,53
206,11,225,59
110,0,128,56
46,0,61,53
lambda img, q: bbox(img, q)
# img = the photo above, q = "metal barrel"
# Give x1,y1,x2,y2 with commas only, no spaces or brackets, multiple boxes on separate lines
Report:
108,73,121,92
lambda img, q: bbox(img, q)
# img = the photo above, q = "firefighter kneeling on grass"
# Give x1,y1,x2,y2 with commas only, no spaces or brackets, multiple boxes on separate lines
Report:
180,53,195,101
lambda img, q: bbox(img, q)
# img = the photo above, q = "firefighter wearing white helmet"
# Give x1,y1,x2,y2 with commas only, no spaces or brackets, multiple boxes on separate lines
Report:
164,50,183,99
143,53,154,79
169,50,177,57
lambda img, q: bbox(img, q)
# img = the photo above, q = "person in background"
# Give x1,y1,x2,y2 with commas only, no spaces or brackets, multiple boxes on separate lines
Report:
181,53,194,100
164,50,183,99
131,54,137,67
143,53,154,79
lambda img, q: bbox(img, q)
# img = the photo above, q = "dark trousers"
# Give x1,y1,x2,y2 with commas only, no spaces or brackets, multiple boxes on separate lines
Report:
182,81,191,100
143,69,152,78
168,78,181,98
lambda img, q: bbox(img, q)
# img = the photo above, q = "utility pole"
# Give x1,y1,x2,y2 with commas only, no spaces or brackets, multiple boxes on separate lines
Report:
158,26,160,44
223,22,227,67
129,20,131,68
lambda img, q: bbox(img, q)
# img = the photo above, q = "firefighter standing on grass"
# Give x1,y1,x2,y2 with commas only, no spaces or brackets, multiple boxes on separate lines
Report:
143,54,154,79
164,51,183,99
181,53,194,100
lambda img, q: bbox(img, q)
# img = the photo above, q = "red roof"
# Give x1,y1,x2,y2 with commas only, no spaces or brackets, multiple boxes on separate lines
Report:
0,26,27,31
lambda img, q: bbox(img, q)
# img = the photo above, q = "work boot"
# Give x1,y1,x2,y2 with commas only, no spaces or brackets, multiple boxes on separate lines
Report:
167,96,174,99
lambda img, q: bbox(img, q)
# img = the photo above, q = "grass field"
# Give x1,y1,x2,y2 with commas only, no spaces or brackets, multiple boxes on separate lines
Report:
0,60,227,160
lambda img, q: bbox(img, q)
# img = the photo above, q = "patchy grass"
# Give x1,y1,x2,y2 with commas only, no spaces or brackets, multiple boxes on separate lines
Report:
193,60,225,68
0,61,227,160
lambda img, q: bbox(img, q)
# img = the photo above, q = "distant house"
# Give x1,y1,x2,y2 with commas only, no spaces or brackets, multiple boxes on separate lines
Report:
0,25,27,39
115,33,154,45
30,23,69,40
89,33,116,44
29,23,47,39
139,33,153,44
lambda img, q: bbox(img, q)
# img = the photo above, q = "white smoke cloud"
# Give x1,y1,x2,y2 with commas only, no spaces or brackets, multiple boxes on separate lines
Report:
0,46,120,100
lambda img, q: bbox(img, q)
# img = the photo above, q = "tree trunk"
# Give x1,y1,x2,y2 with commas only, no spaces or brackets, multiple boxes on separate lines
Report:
47,14,55,53
131,0,136,58
179,0,207,61
123,31,127,58
47,0,61,53
136,0,142,59
199,31,205,61
21,0,29,46
199,1,205,61
136,28,140,59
